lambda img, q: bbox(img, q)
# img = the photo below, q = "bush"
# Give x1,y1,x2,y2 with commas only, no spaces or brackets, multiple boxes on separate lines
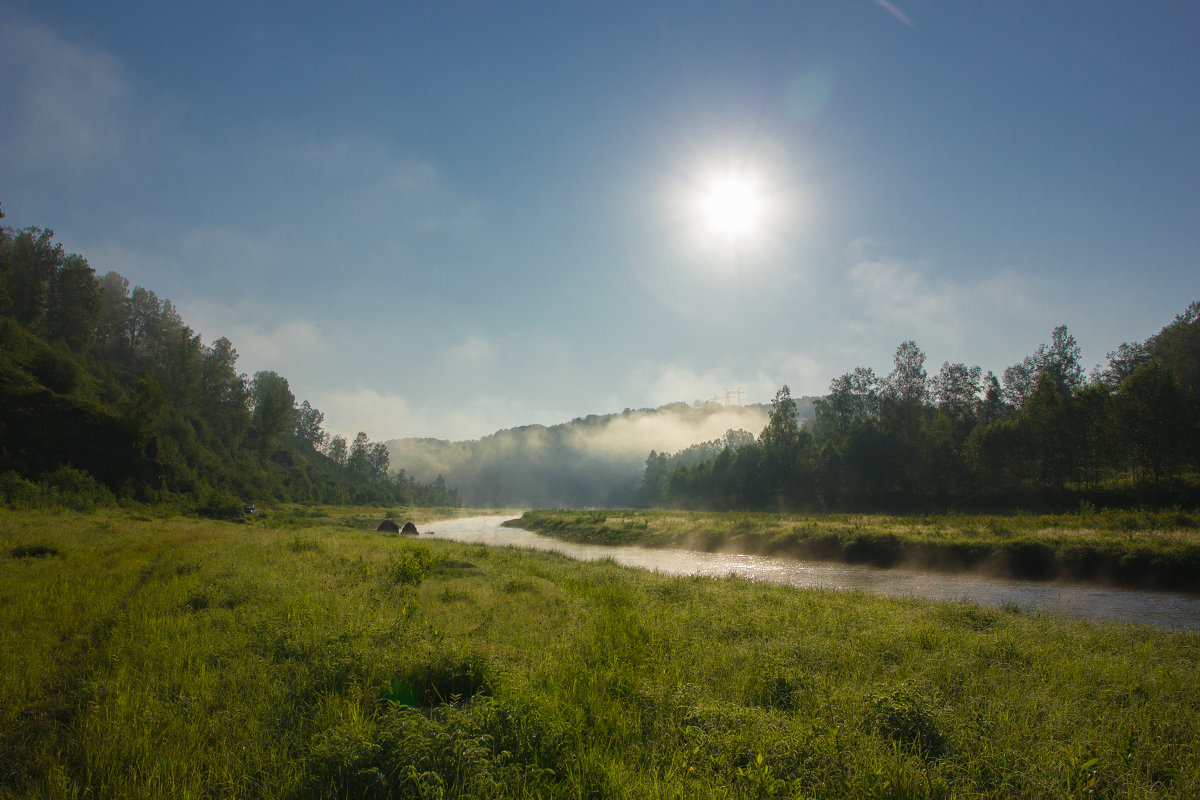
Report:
0,471,38,508
0,466,115,510
390,544,441,585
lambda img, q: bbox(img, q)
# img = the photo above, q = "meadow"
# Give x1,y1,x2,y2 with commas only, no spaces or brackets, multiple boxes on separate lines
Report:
509,508,1200,593
3,506,1199,798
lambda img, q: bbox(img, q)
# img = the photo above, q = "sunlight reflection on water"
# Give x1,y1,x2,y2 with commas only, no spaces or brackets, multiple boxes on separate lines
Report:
423,516,1200,631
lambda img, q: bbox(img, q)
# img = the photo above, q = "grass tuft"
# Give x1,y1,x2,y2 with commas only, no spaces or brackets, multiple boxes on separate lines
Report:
9,542,60,558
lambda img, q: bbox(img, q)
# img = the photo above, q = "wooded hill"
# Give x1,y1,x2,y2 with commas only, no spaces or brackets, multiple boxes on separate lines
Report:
387,401,779,508
644,310,1200,511
0,209,459,509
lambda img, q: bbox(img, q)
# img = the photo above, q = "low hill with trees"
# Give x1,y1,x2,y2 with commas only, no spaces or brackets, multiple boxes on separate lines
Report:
386,401,782,508
0,207,458,509
643,310,1200,512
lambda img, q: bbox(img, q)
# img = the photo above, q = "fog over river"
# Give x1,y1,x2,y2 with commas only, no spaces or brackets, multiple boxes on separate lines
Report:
423,516,1200,631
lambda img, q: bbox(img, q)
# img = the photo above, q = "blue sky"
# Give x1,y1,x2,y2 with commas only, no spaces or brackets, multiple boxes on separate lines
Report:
3,1,1198,441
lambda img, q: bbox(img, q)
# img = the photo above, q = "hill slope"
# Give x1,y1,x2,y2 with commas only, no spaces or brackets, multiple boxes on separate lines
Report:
386,401,815,507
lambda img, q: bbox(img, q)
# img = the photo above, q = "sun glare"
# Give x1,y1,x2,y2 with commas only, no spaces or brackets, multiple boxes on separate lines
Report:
665,156,795,264
699,174,764,239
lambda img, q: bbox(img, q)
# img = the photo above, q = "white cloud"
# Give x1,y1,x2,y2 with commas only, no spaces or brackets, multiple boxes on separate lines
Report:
178,225,282,282
444,334,496,364
0,16,130,170
838,239,1087,377
300,136,440,192
178,298,328,370
316,388,578,443
319,389,414,441
845,240,967,345
290,134,483,234
388,160,441,192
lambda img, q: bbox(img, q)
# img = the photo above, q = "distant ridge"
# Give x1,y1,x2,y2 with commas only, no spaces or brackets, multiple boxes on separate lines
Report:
385,400,816,508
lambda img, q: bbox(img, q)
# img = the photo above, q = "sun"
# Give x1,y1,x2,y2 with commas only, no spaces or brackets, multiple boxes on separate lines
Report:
697,172,765,241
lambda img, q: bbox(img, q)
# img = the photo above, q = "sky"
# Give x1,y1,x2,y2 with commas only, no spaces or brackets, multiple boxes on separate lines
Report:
3,1,1198,442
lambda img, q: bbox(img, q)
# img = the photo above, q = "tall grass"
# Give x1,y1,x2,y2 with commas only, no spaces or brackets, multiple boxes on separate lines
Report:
3,507,1199,798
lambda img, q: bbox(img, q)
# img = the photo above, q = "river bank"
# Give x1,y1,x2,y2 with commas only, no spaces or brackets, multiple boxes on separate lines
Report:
508,508,1200,593
429,516,1200,630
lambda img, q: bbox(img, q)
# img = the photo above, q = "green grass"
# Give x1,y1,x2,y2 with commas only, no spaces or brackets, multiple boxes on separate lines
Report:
509,508,1200,592
3,507,1200,798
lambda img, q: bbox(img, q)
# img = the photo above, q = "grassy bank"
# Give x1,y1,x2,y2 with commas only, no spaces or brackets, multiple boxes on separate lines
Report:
508,508,1200,593
3,508,1200,798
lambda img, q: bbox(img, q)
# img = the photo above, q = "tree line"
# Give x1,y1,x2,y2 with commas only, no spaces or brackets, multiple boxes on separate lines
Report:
0,208,459,508
640,306,1200,511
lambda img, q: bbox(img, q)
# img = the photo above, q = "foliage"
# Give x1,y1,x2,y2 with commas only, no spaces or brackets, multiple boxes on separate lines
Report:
0,216,459,510
643,315,1200,513
390,543,442,585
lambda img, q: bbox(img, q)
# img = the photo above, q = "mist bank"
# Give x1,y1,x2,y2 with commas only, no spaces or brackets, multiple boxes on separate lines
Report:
386,401,807,508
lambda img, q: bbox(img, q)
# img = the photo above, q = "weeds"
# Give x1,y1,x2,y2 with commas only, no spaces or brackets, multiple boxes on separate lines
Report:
390,544,441,585
865,684,946,758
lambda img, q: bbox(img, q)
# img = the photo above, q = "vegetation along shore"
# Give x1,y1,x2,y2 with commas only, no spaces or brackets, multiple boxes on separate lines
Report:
4,507,1200,799
508,508,1200,594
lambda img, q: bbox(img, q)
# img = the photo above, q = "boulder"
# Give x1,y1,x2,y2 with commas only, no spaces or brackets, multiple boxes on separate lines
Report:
376,519,401,533
401,521,419,535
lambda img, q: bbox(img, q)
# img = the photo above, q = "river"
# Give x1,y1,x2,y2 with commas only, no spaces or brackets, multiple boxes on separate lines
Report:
422,515,1200,631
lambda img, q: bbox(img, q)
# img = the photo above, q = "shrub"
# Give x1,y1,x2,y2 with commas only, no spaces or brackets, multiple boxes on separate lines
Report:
44,465,116,510
390,545,441,585
0,466,115,511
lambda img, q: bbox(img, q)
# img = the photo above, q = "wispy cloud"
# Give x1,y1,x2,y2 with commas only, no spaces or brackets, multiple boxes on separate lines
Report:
0,15,130,170
179,299,328,369
845,238,967,346
300,136,440,192
444,334,497,364
319,388,414,441
838,238,1087,377
178,225,282,285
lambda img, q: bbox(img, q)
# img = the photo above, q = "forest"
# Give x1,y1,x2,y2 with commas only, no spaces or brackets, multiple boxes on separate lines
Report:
0,208,459,509
641,307,1200,511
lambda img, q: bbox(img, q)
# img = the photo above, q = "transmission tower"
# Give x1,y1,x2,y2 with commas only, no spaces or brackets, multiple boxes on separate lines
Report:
711,387,745,407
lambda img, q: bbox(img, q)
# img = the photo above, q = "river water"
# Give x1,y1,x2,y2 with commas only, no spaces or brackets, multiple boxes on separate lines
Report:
423,516,1200,631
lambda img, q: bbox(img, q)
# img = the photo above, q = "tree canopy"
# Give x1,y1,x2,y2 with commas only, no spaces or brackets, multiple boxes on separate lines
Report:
641,319,1200,512
0,216,458,509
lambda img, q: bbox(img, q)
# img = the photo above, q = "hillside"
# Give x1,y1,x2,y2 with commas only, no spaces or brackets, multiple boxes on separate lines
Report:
386,400,814,508
0,216,457,509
